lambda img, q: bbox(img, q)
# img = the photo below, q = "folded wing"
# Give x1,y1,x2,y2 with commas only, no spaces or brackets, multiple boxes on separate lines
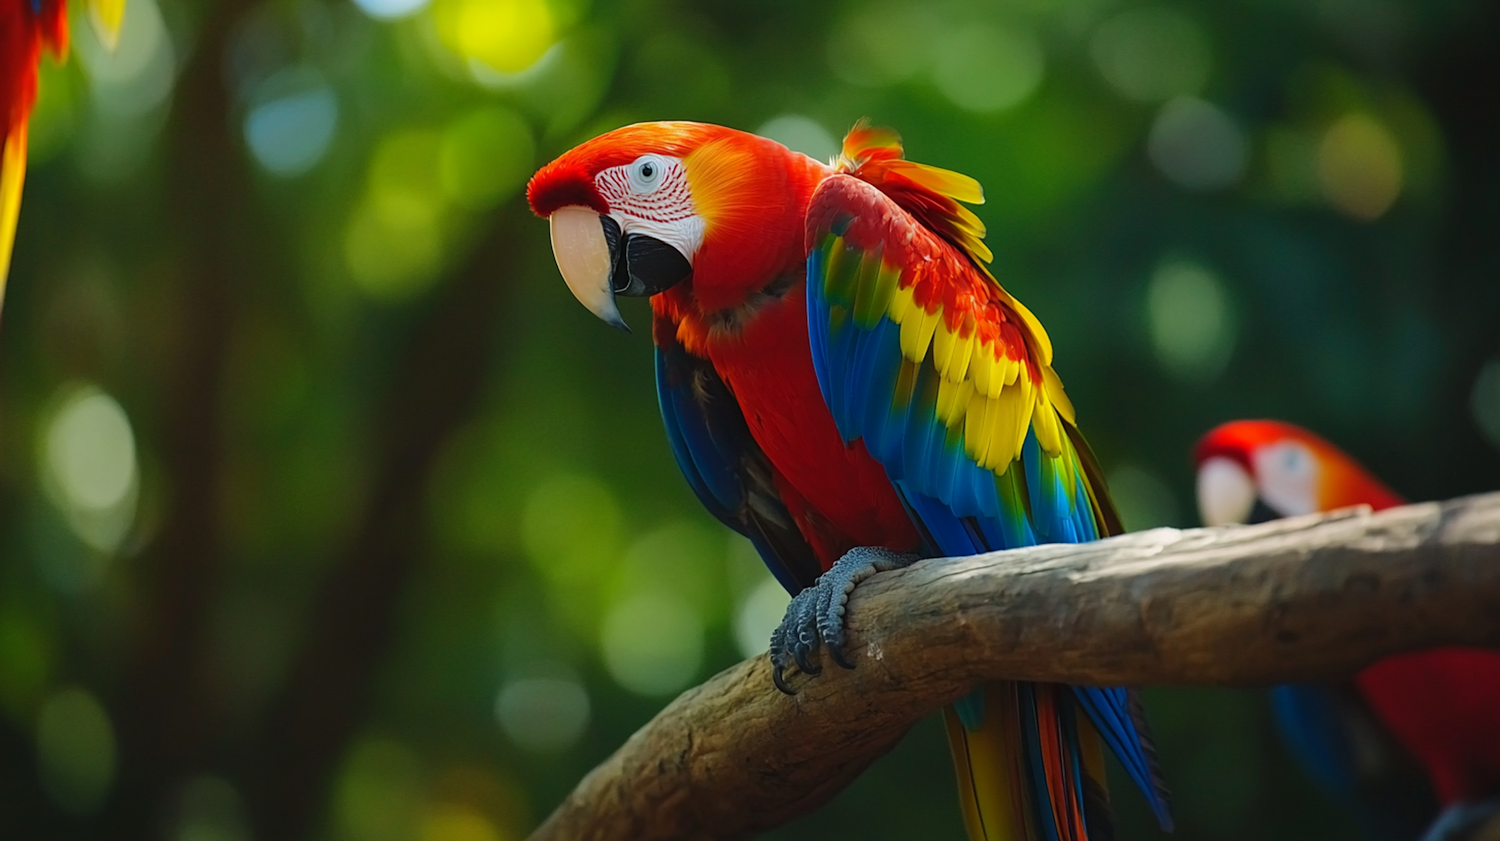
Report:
656,313,824,594
805,136,1171,837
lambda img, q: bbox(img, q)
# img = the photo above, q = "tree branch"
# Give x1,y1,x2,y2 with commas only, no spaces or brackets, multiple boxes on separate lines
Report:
531,492,1500,841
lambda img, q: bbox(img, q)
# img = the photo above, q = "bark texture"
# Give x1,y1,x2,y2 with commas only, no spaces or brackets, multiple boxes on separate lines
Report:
531,492,1500,841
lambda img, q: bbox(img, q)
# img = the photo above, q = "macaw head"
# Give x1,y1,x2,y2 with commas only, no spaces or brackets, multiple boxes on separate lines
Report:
526,121,829,330
1193,420,1404,527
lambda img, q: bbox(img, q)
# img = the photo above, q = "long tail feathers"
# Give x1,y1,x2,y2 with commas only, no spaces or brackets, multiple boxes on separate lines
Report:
946,685,1028,841
946,682,1113,841
0,125,28,315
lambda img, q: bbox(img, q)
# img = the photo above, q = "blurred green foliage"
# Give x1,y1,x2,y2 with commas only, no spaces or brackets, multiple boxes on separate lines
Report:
2,0,1498,838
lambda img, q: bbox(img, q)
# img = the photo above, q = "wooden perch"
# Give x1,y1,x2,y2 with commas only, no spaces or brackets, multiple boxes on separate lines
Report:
530,492,1500,841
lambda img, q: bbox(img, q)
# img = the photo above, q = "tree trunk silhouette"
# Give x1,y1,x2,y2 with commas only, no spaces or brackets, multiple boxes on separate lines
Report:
242,209,525,840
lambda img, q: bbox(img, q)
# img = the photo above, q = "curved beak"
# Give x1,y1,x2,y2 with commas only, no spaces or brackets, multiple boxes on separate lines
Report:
548,206,692,332
1197,456,1285,526
1196,456,1256,527
550,206,627,330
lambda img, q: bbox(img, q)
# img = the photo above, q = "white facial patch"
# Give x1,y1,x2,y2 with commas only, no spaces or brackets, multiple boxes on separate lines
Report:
1197,456,1256,526
1252,441,1319,517
593,155,705,263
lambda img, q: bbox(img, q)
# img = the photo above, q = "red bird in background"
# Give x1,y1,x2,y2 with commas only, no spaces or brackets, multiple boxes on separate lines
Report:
1196,420,1500,841
0,0,122,310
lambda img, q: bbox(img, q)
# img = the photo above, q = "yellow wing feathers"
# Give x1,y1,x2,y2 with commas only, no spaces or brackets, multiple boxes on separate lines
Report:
0,128,29,304
815,133,1077,477
835,120,994,265
878,251,1072,472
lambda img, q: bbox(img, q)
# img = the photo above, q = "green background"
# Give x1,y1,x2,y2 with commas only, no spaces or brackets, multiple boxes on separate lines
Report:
3,0,1498,838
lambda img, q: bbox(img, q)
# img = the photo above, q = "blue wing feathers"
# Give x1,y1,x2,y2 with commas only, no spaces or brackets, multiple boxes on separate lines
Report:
1071,686,1174,829
845,321,882,441
861,321,905,471
657,355,740,523
805,249,835,410
1270,684,1360,798
655,333,824,594
896,483,984,558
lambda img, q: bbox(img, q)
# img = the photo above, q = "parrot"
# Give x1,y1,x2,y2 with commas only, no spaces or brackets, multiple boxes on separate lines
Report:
1195,420,1500,841
527,120,1173,841
0,0,124,310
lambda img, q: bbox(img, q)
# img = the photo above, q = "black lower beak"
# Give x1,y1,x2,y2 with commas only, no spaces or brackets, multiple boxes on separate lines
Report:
600,217,692,298
1248,497,1280,524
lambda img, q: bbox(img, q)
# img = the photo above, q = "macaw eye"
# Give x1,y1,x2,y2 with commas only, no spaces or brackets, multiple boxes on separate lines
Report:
1280,444,1310,475
628,155,668,193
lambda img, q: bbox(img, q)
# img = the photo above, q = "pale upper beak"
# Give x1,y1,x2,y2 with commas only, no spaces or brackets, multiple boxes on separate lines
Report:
1197,456,1257,527
547,206,694,332
550,205,629,331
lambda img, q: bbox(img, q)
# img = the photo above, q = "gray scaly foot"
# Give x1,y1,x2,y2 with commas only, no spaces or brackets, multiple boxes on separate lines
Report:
769,546,919,694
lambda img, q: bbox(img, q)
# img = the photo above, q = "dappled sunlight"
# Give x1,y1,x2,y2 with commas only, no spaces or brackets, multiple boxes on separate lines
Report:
70,0,176,179
494,672,590,753
826,5,939,88
440,108,535,211
734,576,790,659
931,22,1044,114
421,803,506,841
172,776,252,841
40,383,138,557
73,0,174,118
614,521,722,608
1145,258,1237,385
1090,8,1210,103
431,0,557,76
345,113,536,298
1148,97,1247,192
244,67,340,177
333,738,427,841
600,593,704,697
1318,112,1404,220
346,130,447,299
756,114,838,163
1472,361,1500,451
521,473,622,591
37,687,116,816
352,0,431,22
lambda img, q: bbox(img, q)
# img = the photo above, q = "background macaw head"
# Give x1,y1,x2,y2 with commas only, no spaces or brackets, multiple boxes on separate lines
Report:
1194,420,1405,527
526,121,829,330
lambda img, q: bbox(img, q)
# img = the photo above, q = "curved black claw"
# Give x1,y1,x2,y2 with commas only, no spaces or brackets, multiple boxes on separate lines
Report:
767,547,919,695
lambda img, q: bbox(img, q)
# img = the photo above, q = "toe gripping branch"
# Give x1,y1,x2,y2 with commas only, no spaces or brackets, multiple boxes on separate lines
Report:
769,547,920,694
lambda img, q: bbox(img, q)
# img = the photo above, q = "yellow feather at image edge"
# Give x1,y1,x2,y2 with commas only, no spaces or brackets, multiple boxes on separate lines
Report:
0,127,29,307
89,0,128,51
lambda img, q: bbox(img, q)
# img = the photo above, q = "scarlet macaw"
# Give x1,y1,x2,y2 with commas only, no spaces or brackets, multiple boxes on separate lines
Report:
1196,420,1500,841
0,0,123,309
528,121,1172,840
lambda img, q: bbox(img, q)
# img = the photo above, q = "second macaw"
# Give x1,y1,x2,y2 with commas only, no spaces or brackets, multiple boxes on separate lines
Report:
0,0,123,310
528,120,1172,840
1196,420,1500,841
